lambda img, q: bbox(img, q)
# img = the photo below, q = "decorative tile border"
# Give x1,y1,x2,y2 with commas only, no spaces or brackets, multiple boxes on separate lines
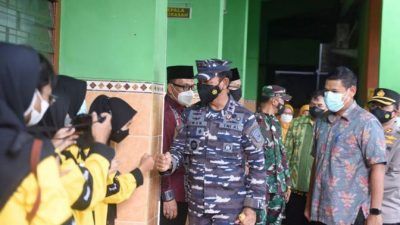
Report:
86,80,164,95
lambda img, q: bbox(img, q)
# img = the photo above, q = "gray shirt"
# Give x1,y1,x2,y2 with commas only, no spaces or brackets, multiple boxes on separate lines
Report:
383,126,400,224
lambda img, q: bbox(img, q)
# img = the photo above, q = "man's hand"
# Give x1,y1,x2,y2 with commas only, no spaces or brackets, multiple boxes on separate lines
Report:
52,127,78,151
138,153,155,174
156,152,172,172
163,199,178,220
235,207,256,225
91,112,112,144
365,215,382,225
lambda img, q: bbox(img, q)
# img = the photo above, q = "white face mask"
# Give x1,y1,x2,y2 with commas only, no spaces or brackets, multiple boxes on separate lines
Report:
324,91,345,112
24,89,50,126
76,100,87,115
281,113,293,123
177,90,194,107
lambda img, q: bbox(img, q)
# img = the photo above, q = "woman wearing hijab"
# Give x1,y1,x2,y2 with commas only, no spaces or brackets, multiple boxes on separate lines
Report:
299,104,310,117
0,43,71,224
88,95,154,225
279,104,294,142
36,75,118,225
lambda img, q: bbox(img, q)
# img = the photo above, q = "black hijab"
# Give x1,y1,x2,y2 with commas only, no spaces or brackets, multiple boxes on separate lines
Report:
0,43,54,209
89,95,137,138
39,75,87,134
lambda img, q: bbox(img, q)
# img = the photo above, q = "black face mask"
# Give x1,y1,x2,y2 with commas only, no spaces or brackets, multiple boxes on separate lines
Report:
230,88,242,102
370,108,393,123
277,103,285,115
310,106,325,118
197,82,221,105
110,129,129,143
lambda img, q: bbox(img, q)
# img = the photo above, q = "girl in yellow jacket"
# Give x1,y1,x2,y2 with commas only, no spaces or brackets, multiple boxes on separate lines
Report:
37,75,117,225
88,95,155,225
0,43,72,225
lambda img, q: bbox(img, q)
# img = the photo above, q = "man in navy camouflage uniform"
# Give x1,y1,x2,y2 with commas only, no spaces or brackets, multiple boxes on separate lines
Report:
156,59,267,225
256,85,292,225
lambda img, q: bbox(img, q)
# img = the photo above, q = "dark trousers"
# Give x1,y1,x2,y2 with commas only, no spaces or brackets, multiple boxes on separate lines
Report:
284,192,310,225
311,208,365,225
160,201,188,225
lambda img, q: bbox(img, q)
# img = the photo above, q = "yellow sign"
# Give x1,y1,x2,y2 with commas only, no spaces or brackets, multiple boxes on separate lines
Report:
168,7,191,18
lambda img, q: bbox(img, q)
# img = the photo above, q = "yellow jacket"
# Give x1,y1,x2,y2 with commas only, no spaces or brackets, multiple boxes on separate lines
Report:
59,143,115,225
0,156,72,225
59,143,143,225
92,171,142,225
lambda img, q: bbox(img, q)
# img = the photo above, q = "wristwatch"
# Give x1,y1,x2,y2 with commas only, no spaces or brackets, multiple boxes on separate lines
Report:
369,208,382,215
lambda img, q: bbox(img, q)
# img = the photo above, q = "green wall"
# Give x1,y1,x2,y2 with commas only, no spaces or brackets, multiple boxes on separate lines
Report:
244,0,261,100
222,0,248,81
379,0,400,90
59,0,167,83
166,0,224,68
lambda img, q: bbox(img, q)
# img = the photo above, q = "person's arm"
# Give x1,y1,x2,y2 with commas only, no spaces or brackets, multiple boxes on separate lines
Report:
305,119,319,222
369,163,385,209
156,110,189,174
361,119,386,225
239,115,266,224
304,159,315,221
103,170,142,204
161,108,177,202
284,122,295,168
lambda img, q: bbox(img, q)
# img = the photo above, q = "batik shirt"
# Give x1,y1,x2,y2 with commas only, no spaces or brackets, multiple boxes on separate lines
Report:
311,102,386,225
285,115,314,192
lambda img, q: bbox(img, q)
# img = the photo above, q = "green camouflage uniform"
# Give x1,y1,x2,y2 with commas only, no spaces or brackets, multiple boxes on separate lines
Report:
255,113,291,225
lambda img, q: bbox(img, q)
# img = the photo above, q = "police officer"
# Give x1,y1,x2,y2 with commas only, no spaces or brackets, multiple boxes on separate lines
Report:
368,88,400,225
156,59,266,225
256,85,292,225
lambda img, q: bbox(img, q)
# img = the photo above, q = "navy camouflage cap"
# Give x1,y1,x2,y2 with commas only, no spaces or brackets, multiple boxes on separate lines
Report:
261,85,292,101
195,59,232,81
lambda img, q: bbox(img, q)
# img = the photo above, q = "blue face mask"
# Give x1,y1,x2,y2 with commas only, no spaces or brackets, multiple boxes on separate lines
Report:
324,91,344,112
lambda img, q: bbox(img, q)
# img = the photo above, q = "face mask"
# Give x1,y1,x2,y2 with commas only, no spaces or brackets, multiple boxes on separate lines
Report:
177,90,194,107
230,88,242,102
324,91,345,112
309,106,325,118
24,89,50,126
370,108,393,124
110,129,129,143
276,103,285,115
281,113,293,123
76,100,87,115
197,82,221,105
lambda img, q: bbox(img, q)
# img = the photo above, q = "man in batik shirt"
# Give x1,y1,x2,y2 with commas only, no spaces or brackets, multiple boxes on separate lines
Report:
305,67,386,225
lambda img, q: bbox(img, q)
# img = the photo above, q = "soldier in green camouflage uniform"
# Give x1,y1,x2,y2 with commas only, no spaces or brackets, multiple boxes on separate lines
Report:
255,85,292,225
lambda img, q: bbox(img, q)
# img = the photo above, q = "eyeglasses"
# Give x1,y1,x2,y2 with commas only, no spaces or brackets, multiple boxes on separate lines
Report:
172,83,196,91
